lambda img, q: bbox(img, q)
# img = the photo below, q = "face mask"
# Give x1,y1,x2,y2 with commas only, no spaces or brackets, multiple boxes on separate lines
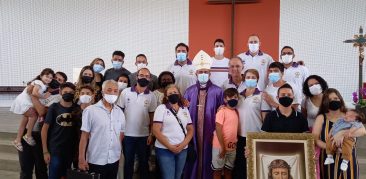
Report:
79,95,92,104
82,76,93,84
168,94,180,104
50,89,60,95
112,61,123,69
309,84,322,96
93,64,104,73
214,47,224,56
136,63,147,70
268,72,281,83
118,82,128,91
248,43,259,53
278,96,293,107
281,55,293,64
197,73,209,84
137,78,149,87
62,93,74,102
104,94,118,104
245,79,257,88
160,82,173,88
49,79,60,89
329,100,341,111
176,52,187,62
227,99,238,108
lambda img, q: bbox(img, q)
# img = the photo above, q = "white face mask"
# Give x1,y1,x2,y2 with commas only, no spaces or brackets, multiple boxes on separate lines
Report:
118,82,128,91
309,84,322,96
79,95,92,104
248,43,259,53
104,94,118,104
281,55,293,64
214,47,224,56
136,63,147,70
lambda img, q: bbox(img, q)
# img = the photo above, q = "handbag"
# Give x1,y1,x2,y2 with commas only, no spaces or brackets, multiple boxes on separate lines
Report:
168,108,197,163
67,169,101,179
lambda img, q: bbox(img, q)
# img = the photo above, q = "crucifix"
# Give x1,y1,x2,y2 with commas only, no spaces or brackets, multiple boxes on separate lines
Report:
344,26,366,105
208,0,258,57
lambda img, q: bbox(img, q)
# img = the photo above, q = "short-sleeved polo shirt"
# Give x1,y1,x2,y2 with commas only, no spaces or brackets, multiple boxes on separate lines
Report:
261,108,309,133
168,60,197,95
283,62,309,94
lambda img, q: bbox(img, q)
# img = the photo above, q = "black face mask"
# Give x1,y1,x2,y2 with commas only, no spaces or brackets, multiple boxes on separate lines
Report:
278,96,293,107
48,79,60,89
50,89,60,95
329,100,342,111
137,78,149,87
160,82,173,88
82,76,93,84
62,93,74,102
168,94,180,104
227,99,238,108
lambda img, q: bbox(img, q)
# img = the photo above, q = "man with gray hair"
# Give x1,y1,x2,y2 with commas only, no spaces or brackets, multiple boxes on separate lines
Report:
78,80,126,179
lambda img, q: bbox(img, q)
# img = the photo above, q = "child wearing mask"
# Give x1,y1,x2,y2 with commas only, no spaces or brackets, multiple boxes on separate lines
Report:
41,82,81,179
324,109,366,171
212,88,239,179
10,68,55,151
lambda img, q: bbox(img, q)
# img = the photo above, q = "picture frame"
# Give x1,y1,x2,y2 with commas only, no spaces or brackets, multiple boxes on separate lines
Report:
247,132,316,179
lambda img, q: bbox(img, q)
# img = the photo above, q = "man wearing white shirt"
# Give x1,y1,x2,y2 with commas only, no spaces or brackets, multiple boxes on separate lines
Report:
117,68,157,179
78,80,126,179
210,39,230,87
168,43,196,95
237,34,274,91
261,62,302,118
280,46,309,95
221,57,246,93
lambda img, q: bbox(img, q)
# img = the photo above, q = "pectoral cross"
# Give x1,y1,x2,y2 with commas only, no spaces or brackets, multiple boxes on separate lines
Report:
344,26,366,102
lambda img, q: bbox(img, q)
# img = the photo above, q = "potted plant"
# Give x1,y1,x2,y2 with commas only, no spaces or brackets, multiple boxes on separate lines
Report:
352,87,366,115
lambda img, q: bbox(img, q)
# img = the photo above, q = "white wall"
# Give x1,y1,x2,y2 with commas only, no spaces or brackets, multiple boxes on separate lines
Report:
280,0,366,104
0,0,189,85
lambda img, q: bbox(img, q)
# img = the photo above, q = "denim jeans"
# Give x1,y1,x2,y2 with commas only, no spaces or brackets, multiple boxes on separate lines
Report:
156,147,187,179
233,136,247,179
48,154,73,179
18,131,48,179
89,161,119,179
123,136,150,179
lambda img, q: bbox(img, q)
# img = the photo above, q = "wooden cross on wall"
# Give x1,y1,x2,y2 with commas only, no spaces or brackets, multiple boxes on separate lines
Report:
208,0,259,57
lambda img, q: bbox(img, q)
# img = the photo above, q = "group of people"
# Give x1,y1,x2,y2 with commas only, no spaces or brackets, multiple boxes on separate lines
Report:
9,34,366,179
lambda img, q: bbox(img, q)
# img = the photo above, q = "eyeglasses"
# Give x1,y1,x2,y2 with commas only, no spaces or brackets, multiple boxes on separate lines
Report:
281,52,293,55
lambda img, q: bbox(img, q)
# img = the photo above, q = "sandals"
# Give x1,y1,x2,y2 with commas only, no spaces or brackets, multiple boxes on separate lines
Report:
12,140,23,152
22,135,36,146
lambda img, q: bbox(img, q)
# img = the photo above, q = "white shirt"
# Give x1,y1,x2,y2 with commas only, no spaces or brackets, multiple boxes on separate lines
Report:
117,86,157,137
168,60,197,95
153,104,192,149
237,51,274,91
283,62,309,95
237,88,263,137
261,82,302,111
81,101,126,165
221,78,246,93
303,97,319,128
210,57,229,87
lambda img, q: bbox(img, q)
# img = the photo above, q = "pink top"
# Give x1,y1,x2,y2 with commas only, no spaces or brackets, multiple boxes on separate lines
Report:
212,107,239,151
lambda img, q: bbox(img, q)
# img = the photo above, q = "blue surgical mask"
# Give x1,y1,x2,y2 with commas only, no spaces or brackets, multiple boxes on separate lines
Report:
176,52,187,62
112,61,123,69
197,73,209,84
268,72,281,83
245,79,257,88
93,64,104,73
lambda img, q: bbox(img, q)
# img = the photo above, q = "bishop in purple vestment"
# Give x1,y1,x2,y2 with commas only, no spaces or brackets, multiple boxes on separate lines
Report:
183,50,224,179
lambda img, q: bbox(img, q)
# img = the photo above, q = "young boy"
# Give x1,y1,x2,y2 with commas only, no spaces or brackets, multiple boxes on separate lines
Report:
212,88,239,179
41,82,81,179
324,109,366,171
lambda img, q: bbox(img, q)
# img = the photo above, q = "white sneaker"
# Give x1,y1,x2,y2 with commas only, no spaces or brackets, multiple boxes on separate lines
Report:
340,161,349,171
324,157,334,165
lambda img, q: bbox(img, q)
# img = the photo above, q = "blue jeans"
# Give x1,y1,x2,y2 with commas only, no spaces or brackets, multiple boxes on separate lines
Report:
48,154,72,179
123,136,150,179
156,147,187,179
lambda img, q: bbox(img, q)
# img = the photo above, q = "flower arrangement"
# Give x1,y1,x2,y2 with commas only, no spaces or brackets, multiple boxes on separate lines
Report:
352,87,366,108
